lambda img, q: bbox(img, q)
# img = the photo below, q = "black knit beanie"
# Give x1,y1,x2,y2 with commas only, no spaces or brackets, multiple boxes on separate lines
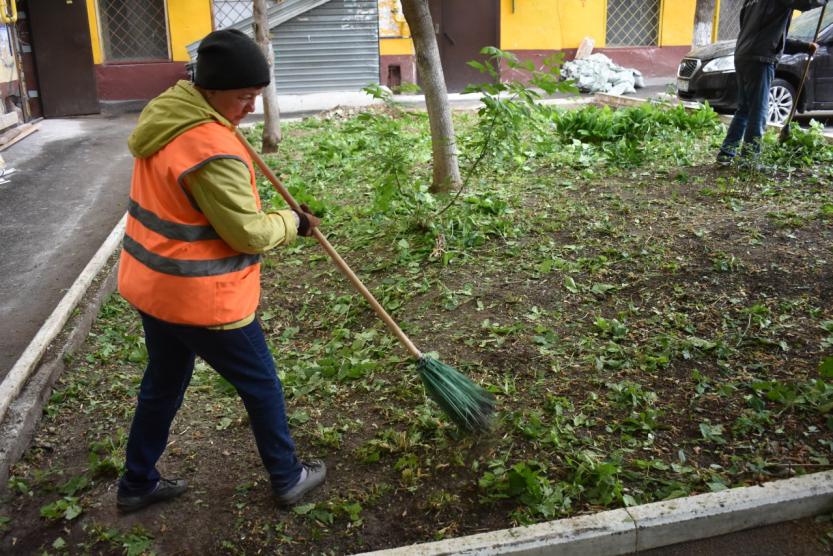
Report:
194,29,271,90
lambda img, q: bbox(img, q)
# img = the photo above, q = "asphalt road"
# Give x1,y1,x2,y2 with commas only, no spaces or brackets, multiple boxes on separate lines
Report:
0,114,135,379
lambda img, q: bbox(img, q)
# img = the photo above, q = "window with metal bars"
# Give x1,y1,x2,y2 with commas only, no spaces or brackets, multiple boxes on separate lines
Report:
606,0,661,47
212,1,253,30
98,0,169,62
717,0,743,41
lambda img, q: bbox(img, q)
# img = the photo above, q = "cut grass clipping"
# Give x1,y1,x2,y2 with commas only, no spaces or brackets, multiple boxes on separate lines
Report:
237,130,496,433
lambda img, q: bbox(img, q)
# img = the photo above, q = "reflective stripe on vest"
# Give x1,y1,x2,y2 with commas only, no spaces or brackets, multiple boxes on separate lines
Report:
118,121,262,326
127,198,220,242
122,235,259,278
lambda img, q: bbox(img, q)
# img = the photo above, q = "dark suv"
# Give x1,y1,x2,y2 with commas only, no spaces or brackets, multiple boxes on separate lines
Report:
677,6,833,124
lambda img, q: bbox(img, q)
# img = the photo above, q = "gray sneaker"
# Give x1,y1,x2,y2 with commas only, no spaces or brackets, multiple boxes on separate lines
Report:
275,460,326,507
117,477,187,513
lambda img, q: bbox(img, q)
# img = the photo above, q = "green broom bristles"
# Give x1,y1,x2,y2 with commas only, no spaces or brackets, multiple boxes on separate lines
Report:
417,356,495,433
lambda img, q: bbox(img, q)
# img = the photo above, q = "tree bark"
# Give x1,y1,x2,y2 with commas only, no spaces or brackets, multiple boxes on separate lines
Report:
254,0,281,152
400,0,460,193
693,0,717,46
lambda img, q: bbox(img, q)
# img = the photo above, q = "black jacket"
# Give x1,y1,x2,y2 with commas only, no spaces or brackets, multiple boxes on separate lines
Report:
735,0,826,63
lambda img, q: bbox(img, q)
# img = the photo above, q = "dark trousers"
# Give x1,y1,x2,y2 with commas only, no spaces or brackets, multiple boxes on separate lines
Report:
720,60,776,158
118,312,302,496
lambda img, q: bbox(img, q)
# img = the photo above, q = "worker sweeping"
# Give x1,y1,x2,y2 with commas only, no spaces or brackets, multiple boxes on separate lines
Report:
116,29,324,513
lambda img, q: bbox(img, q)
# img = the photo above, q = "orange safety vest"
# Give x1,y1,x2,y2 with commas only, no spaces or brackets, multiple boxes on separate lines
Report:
118,122,261,326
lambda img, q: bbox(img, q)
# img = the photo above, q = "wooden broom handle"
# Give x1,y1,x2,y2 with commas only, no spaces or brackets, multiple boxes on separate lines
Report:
780,1,828,141
235,129,423,359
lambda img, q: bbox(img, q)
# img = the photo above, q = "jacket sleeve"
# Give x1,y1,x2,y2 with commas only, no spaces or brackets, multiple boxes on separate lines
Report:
784,37,816,53
185,157,299,254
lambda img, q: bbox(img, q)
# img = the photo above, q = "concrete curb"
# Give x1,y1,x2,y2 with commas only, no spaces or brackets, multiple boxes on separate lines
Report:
355,471,833,555
0,214,125,487
0,213,127,424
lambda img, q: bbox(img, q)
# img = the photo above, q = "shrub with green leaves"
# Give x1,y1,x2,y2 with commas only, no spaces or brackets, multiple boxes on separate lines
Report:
462,46,577,168
763,120,833,168
546,103,721,166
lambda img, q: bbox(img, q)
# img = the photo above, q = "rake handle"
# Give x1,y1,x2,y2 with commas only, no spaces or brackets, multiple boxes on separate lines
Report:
779,1,828,142
235,129,423,360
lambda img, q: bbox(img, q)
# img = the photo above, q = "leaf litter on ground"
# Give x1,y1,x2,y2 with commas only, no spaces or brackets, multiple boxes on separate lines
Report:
2,87,833,554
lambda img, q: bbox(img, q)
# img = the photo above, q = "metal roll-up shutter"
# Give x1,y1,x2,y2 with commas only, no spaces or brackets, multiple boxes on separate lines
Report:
273,0,379,94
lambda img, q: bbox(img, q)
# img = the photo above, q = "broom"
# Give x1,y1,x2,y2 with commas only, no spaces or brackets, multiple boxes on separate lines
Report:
235,130,495,432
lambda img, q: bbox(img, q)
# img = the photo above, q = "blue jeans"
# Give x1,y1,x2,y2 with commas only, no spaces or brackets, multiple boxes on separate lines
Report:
118,312,302,496
720,61,775,158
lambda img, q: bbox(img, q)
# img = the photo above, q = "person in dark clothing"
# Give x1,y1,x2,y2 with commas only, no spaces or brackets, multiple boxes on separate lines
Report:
717,0,826,165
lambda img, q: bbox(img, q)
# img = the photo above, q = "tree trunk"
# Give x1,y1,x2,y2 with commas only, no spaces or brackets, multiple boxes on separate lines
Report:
254,0,281,152
400,0,460,193
693,0,717,46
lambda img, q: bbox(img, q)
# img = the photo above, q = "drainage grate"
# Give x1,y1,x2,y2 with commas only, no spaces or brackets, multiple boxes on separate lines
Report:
606,0,661,47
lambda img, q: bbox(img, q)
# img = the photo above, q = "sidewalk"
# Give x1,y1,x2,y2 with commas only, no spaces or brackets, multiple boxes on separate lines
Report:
0,115,136,379
247,76,677,120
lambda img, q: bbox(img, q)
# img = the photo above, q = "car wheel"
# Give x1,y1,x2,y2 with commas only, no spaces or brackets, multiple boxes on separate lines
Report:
768,79,795,125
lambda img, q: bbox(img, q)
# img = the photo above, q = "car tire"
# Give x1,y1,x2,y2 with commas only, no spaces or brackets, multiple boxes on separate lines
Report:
768,78,796,125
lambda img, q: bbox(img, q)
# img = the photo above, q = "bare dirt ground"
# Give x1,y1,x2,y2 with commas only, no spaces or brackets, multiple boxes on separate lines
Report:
2,113,832,554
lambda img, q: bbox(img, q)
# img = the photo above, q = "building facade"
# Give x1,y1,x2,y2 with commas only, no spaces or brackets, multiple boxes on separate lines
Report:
379,0,740,92
8,0,745,119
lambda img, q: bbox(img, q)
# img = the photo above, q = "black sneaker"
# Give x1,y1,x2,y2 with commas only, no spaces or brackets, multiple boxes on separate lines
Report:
117,478,187,513
716,152,733,167
274,460,326,507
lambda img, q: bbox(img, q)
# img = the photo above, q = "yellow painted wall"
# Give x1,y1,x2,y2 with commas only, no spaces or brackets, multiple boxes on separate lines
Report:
85,0,212,63
712,0,721,42
559,0,607,49
86,0,102,64
379,0,414,55
501,0,697,50
168,0,213,61
382,0,608,55
381,38,414,56
659,0,696,46
499,0,607,50
499,0,561,50
87,0,699,69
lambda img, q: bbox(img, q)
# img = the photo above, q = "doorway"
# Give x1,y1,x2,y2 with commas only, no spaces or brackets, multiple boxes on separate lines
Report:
27,0,99,117
428,0,499,93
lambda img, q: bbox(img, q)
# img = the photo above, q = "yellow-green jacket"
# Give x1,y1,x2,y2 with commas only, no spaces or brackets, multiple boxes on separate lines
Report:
127,80,297,328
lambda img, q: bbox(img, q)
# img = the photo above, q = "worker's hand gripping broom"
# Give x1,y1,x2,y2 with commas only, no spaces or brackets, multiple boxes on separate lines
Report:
236,130,495,433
